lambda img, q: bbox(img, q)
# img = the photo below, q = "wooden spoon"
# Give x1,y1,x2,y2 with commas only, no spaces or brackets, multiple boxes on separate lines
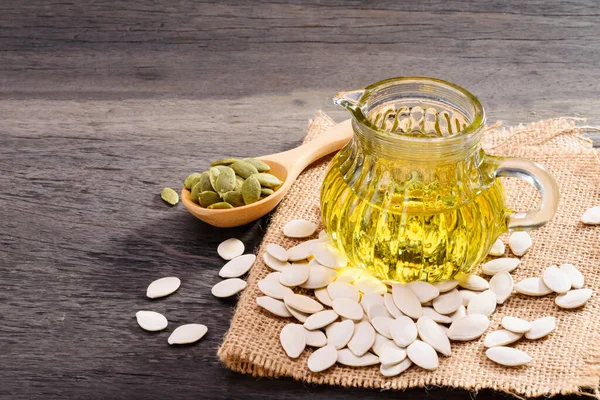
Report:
181,119,353,228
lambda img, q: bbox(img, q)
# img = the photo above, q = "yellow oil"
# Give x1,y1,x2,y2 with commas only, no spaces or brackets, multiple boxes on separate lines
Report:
320,146,509,283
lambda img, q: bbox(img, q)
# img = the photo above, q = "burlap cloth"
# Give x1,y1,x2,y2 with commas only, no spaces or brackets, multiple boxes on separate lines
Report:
218,112,600,398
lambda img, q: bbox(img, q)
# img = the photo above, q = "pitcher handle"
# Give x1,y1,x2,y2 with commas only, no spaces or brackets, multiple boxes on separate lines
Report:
492,157,560,231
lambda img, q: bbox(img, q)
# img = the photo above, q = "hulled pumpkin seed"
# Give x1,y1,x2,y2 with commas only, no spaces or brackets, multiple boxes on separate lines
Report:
190,181,205,203
210,157,239,167
254,173,283,188
197,171,213,192
198,191,221,207
223,191,245,207
160,188,179,205
207,201,234,209
243,158,271,172
184,172,202,189
241,175,261,204
214,167,236,194
231,160,259,179
261,188,274,196
235,175,245,191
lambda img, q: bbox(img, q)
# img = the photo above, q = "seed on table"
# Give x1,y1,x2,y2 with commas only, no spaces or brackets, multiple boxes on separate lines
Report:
218,254,256,278
433,288,462,315
168,324,208,345
257,278,294,300
217,238,245,260
407,340,439,370
488,238,505,256
467,290,497,317
559,264,584,289
524,316,555,340
489,271,514,304
383,293,404,318
353,275,387,295
314,287,334,307
456,273,489,291
486,347,532,367
286,303,309,323
280,323,307,358
284,293,324,314
299,265,337,289
433,280,459,293
459,290,477,307
501,316,531,333
303,327,327,347
361,293,385,313
279,264,310,287
390,316,418,347
211,278,247,298
483,329,523,348
348,320,376,357
327,281,360,302
287,240,318,261
160,187,179,205
379,341,408,365
367,303,393,321
332,298,364,321
371,333,393,357
283,219,318,238
312,242,347,269
256,296,293,318
542,265,571,294
263,252,291,272
380,358,412,377
555,288,593,309
581,206,600,225
264,271,282,281
508,231,532,256
325,320,355,349
371,316,394,339
417,316,451,356
447,314,490,341
514,277,553,296
146,277,181,299
136,310,168,332
266,243,289,262
337,349,380,367
481,258,521,276
308,344,338,372
422,307,452,324
304,310,339,331
449,305,467,322
407,281,440,303
392,284,423,319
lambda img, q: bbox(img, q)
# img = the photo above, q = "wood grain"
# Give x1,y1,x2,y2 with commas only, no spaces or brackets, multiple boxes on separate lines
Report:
0,1,598,399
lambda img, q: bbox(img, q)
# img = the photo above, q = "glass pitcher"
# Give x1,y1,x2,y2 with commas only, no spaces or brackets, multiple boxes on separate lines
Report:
320,77,559,283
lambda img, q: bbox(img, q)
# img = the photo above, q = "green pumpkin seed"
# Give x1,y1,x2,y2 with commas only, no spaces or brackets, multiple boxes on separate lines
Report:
243,158,270,172
197,171,213,192
190,181,206,203
214,167,236,194
209,166,230,190
260,187,274,196
235,175,245,191
161,188,179,205
230,161,259,179
241,175,262,205
223,191,245,207
210,157,239,167
254,173,283,188
207,202,234,209
199,191,221,207
184,172,202,190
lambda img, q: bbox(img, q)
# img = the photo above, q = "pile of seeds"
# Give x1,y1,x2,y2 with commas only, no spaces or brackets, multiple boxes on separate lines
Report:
183,158,283,209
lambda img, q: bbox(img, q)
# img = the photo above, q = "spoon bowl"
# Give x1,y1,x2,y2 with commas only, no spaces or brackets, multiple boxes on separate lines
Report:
181,119,353,228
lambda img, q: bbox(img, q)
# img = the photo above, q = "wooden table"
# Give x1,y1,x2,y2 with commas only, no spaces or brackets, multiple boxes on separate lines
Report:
1,1,598,398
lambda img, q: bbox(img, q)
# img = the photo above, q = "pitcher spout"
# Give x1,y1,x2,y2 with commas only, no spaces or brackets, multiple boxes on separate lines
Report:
333,89,365,115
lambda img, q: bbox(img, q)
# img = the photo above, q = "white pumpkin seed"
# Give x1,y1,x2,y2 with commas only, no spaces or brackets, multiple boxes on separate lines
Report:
559,264,584,289
508,231,532,256
459,290,477,307
318,230,329,240
489,271,514,304
384,293,404,318
308,344,338,372
524,316,555,340
371,333,393,356
581,206,600,225
483,329,522,348
299,265,337,289
488,238,505,256
211,278,247,298
486,347,532,366
433,288,462,315
456,273,489,291
217,238,245,260
257,278,294,300
542,265,571,294
407,281,440,303
325,320,355,349
501,316,531,333
304,310,339,330
284,293,323,314
555,288,593,309
263,252,291,272
367,304,393,321
256,296,292,318
371,316,394,339
288,240,319,261
146,277,181,299
327,281,360,302
447,314,490,341
379,341,408,365
283,219,318,238
337,349,380,367
353,275,387,295
280,323,306,358
380,358,412,377
264,271,281,281
335,267,363,283
433,280,459,293
348,320,376,357
449,305,467,322
312,242,347,269
514,277,553,296
136,310,168,332
481,258,521,276
167,324,208,345
332,298,364,321
303,327,327,347
314,287,334,307
286,303,309,323
417,316,451,356
279,264,310,287
407,340,439,370
422,307,453,324
390,316,418,347
266,243,289,262
467,290,497,316
361,293,384,313
392,284,423,319
219,254,256,278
